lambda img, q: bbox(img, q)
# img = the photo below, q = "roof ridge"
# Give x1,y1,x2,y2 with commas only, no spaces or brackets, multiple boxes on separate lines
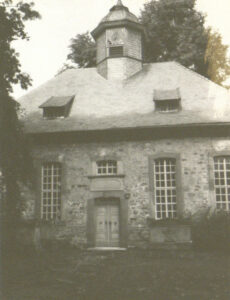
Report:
17,67,97,101
173,61,228,92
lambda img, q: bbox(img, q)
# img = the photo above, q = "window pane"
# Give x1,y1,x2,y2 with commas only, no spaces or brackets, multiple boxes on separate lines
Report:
214,156,230,212
96,160,117,175
155,100,180,112
154,158,177,219
41,163,61,220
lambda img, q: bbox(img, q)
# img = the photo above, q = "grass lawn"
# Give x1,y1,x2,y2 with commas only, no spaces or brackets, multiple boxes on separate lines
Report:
2,246,230,300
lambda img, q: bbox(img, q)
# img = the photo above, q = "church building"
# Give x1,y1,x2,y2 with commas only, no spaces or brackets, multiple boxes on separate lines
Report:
19,0,230,249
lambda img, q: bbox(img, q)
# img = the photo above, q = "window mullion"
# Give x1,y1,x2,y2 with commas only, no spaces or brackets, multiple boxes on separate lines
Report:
223,158,228,208
41,167,44,219
153,162,157,219
164,160,168,218
51,164,54,219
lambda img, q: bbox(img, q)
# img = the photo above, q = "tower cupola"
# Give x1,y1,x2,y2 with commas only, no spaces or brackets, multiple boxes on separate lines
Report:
91,0,144,80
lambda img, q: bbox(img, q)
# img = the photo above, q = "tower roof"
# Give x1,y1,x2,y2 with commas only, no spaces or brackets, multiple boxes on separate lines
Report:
91,1,143,39
101,0,138,24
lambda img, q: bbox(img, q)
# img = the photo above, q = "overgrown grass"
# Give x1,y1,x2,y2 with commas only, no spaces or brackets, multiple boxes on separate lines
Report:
2,246,230,300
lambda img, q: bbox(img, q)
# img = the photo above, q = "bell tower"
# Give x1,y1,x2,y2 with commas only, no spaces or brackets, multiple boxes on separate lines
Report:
91,0,144,80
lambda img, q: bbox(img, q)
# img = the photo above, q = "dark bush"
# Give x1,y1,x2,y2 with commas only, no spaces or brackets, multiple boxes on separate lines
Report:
192,210,230,252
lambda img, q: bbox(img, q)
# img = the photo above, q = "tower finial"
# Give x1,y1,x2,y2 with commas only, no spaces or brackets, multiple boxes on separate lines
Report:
116,0,123,6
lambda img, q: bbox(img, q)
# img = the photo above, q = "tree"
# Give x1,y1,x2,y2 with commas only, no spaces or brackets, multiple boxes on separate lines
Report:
140,0,230,85
0,1,40,233
66,0,230,86
67,31,96,68
204,28,230,85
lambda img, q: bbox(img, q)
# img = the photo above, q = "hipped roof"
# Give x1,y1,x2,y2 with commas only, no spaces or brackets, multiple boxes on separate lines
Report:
18,61,230,134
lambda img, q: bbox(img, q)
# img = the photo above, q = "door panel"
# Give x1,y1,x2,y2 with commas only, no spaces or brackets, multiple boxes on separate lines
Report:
95,206,108,247
95,199,120,247
109,205,120,247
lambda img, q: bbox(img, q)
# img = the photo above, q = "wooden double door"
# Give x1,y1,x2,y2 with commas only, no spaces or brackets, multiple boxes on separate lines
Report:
95,199,120,247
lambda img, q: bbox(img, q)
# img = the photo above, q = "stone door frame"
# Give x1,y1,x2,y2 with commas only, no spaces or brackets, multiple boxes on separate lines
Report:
87,191,128,248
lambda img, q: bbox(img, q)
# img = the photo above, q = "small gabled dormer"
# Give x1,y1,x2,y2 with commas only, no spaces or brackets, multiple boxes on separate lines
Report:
154,88,181,113
39,95,74,119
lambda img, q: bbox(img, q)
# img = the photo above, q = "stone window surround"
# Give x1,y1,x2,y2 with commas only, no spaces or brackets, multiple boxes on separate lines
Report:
148,153,183,220
153,158,177,219
89,155,124,178
41,162,62,220
208,151,230,210
96,160,118,176
34,154,66,222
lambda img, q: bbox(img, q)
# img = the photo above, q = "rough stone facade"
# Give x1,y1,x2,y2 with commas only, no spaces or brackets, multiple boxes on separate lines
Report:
19,1,230,249
23,136,230,247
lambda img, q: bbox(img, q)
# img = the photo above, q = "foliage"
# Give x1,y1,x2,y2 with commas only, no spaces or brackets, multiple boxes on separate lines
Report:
67,31,96,68
0,0,41,93
192,210,230,252
55,63,76,76
66,0,230,85
0,0,40,223
205,28,230,85
140,0,230,85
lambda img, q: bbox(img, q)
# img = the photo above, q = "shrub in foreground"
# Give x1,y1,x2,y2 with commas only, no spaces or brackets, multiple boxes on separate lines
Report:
192,210,230,252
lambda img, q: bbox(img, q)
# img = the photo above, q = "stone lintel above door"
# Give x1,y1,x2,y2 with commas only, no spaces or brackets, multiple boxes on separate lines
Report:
89,176,124,191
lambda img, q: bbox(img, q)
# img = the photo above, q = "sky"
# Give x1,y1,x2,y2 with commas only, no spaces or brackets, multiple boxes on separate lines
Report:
12,0,230,98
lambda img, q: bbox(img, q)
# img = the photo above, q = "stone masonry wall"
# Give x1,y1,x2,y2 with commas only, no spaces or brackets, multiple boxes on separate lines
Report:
24,136,230,247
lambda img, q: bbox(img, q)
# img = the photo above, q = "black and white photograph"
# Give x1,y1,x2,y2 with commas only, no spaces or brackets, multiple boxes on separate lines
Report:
1,0,230,299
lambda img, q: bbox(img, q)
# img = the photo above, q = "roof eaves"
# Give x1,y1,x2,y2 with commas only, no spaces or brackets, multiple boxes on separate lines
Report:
91,19,144,39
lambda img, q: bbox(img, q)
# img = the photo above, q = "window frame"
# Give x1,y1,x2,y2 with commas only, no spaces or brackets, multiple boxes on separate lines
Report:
208,151,230,211
41,97,74,119
90,156,124,178
155,99,181,113
209,153,230,212
109,45,124,57
41,162,62,221
35,156,66,222
153,158,177,219
148,153,183,220
96,160,118,176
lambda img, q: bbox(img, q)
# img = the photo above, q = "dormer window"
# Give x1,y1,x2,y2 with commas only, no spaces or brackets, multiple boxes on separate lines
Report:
109,46,123,57
156,99,180,112
39,95,74,119
154,88,181,113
